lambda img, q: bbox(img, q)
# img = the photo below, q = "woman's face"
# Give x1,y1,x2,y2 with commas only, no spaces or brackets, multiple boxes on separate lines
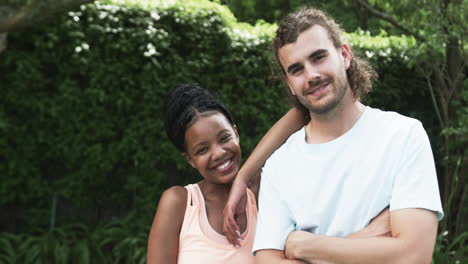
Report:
183,112,241,185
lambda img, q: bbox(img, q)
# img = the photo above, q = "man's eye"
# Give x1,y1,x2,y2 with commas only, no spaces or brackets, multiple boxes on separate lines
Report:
313,54,326,62
292,66,303,75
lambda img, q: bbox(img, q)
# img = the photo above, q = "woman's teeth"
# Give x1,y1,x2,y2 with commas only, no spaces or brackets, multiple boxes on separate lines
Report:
216,159,231,170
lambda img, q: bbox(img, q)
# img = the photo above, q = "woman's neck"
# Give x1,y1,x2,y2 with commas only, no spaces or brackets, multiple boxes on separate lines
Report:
198,180,231,202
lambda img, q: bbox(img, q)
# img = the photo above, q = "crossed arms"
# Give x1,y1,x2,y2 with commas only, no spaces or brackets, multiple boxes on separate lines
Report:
256,208,439,264
223,107,441,263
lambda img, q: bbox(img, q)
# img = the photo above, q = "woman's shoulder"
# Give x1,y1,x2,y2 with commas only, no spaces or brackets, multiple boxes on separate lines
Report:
160,186,188,206
157,186,188,217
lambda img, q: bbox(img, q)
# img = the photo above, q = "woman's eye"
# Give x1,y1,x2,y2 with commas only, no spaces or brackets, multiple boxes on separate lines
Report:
195,147,207,155
220,134,231,143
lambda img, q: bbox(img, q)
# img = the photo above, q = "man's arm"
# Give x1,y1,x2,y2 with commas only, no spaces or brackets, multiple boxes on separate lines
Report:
285,208,438,264
255,207,391,264
256,249,308,264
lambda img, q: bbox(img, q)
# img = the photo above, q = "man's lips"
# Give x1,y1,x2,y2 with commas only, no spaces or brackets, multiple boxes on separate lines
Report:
305,81,330,96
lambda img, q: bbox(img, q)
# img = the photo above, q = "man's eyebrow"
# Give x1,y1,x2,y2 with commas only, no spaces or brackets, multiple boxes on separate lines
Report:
286,63,301,74
286,49,329,74
309,49,328,59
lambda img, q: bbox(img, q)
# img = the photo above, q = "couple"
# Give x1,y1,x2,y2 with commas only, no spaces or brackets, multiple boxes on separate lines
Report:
147,7,443,263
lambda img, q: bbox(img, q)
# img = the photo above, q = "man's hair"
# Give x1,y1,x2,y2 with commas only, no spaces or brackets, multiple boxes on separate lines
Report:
162,83,235,152
272,7,377,104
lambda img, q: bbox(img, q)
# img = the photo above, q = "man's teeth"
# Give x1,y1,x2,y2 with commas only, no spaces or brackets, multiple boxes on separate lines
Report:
217,160,231,170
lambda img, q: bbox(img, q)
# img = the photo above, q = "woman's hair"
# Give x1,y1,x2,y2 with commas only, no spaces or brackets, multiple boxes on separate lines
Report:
162,83,235,152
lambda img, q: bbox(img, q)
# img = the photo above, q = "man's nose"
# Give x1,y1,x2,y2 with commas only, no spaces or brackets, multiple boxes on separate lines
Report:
304,62,320,81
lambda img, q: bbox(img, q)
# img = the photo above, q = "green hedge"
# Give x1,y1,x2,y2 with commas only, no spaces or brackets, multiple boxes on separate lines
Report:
0,0,436,232
0,218,466,263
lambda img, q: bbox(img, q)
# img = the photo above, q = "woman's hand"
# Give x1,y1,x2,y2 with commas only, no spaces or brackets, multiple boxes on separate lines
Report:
223,180,248,247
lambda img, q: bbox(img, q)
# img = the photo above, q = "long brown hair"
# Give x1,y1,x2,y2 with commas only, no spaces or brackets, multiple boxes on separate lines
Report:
272,7,377,103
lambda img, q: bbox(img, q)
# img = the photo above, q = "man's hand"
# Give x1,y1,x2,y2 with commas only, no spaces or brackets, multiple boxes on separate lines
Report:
366,208,392,237
223,180,247,247
256,249,309,264
285,208,391,261
348,208,391,239
283,209,438,264
285,230,311,260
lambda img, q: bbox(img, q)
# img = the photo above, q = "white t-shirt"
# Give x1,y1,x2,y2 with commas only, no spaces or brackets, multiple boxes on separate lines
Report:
253,106,444,253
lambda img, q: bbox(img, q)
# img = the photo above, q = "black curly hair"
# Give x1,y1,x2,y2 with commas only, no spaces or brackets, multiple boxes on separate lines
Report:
162,83,235,152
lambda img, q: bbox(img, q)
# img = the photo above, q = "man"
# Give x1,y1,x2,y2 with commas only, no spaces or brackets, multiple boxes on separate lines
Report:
251,8,443,263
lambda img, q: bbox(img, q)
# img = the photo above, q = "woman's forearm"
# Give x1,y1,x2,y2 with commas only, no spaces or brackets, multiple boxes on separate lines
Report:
236,106,308,186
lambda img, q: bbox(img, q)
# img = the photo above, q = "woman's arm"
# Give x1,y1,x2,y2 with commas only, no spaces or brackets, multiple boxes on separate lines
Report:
240,106,308,188
223,106,308,246
147,186,187,264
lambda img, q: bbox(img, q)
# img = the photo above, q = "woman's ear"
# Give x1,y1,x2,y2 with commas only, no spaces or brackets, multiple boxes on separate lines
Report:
233,124,239,141
182,152,195,168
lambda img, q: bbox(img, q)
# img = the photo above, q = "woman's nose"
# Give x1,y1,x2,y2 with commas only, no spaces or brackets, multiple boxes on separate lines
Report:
211,144,227,160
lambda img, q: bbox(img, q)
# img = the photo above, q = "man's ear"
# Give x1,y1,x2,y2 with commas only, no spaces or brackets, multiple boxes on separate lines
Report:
341,44,352,70
283,74,297,96
182,152,195,168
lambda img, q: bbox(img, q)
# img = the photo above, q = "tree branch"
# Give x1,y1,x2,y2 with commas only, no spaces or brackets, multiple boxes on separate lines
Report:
419,66,446,129
0,0,94,33
355,0,424,41
0,33,7,53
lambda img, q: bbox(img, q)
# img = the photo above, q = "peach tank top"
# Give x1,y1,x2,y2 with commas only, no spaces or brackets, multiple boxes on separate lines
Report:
177,184,257,264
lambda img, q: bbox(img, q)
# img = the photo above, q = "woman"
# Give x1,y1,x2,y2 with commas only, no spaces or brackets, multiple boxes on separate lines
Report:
146,83,305,263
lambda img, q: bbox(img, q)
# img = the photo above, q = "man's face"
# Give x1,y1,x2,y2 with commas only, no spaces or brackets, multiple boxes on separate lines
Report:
278,25,351,115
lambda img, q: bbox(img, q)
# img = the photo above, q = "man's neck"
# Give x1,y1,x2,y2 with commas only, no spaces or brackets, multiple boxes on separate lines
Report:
305,93,365,144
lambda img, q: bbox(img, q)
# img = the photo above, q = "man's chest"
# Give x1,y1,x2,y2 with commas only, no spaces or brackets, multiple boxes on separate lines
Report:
273,143,400,236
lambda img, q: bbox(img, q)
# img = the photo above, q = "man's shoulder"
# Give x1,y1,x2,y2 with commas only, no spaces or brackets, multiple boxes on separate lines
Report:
264,127,305,168
367,107,423,131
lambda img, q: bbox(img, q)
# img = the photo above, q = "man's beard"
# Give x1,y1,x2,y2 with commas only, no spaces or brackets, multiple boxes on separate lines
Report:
297,74,348,115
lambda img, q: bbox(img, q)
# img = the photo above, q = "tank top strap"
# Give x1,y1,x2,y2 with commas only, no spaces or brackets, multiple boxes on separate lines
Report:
184,185,193,207
246,188,257,210
246,188,258,227
185,184,202,206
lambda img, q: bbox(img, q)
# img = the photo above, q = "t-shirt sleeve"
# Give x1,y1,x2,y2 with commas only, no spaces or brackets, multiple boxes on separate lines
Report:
390,121,444,220
252,166,295,254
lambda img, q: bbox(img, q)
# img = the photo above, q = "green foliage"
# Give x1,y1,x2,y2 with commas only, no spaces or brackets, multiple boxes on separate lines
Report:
0,0,437,234
432,230,468,264
218,0,381,32
363,0,468,239
1,223,466,263
0,218,149,264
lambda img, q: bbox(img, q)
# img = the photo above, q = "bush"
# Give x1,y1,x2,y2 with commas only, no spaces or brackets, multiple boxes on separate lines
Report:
0,0,437,233
432,230,468,264
0,218,148,264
